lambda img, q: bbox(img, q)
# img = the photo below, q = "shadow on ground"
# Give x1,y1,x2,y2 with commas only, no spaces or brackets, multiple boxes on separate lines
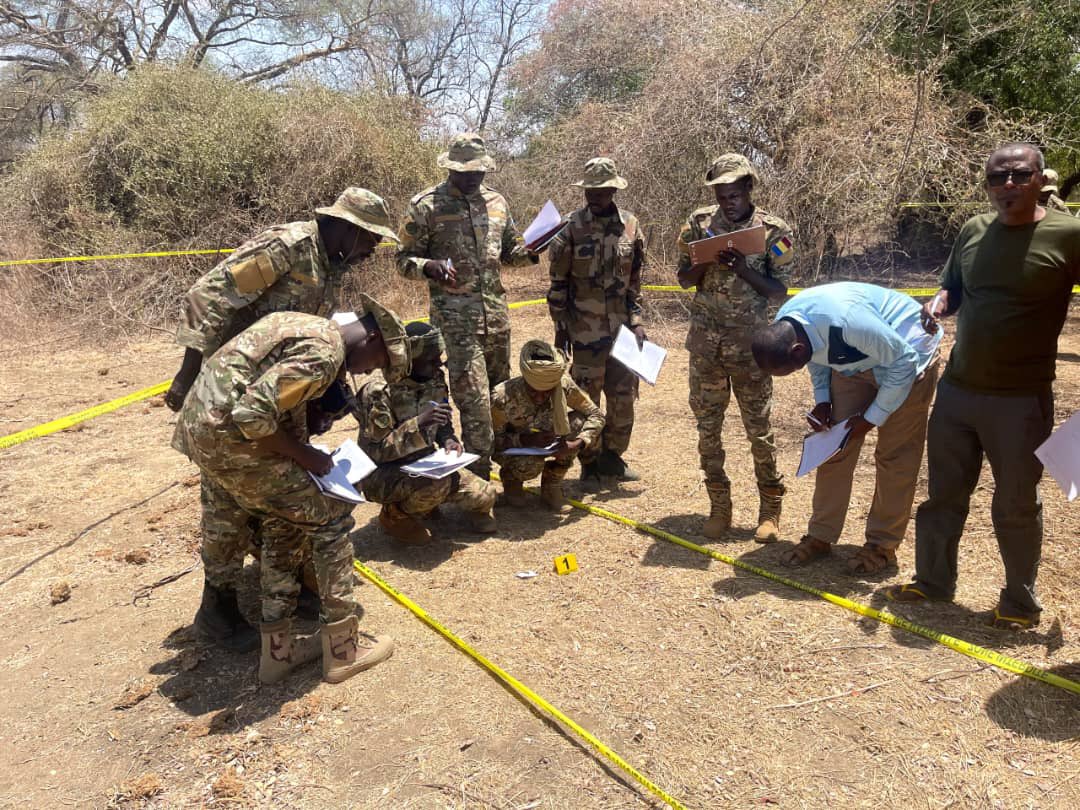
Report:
984,662,1080,741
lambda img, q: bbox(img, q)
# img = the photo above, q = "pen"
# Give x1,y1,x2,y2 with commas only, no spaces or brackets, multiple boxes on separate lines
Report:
805,411,826,428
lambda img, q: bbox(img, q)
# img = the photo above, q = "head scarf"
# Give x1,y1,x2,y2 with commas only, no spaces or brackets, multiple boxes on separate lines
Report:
519,340,570,436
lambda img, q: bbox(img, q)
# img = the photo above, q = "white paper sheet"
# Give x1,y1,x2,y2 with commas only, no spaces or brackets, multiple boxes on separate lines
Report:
610,325,667,385
308,439,376,503
503,442,560,456
399,448,481,479
331,311,359,327
796,422,852,478
1035,410,1080,501
522,200,565,250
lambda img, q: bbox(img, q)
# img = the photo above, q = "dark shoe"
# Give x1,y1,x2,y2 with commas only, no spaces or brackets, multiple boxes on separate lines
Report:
598,450,640,482
295,582,321,621
988,606,1041,630
882,582,951,604
579,461,602,493
194,582,259,652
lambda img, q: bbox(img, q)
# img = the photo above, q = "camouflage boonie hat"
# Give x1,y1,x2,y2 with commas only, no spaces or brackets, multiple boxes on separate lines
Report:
405,322,445,361
705,153,760,186
437,133,497,172
355,293,411,379
1042,168,1060,194
316,187,400,243
572,157,627,189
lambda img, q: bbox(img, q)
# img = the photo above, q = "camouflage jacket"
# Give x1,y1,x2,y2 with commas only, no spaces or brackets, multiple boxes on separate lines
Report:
547,205,644,346
172,312,344,466
356,374,456,465
676,205,794,350
1046,194,1070,214
396,181,535,337
491,375,604,451
177,220,346,356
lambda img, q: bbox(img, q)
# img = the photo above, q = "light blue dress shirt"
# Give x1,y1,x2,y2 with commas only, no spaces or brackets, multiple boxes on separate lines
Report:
775,282,942,426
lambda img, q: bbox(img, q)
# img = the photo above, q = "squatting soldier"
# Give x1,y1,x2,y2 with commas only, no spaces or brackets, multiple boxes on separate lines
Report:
1040,169,1070,214
547,157,646,490
172,298,410,685
356,321,498,545
397,133,538,481
167,187,398,410
676,154,795,542
492,340,605,513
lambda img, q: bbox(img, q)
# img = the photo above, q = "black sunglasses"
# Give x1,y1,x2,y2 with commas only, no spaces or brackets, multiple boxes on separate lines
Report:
986,170,1037,187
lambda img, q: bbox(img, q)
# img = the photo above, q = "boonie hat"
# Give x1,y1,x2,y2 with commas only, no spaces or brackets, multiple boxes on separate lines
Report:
437,133,497,172
356,293,411,380
572,157,628,190
316,187,400,244
1042,168,1060,194
705,153,759,186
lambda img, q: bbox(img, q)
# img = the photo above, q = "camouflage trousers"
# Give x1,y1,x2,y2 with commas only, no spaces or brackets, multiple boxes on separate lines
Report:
688,344,784,495
362,465,496,517
445,328,511,477
570,343,637,465
198,464,357,624
494,415,587,482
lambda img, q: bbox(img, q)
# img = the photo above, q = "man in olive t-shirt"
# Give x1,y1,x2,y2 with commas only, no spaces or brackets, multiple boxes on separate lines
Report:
884,143,1080,629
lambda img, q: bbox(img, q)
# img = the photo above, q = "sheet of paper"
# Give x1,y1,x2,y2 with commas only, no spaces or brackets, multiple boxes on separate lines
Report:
331,438,377,484
400,448,481,479
504,442,560,456
687,223,767,265
610,325,667,385
331,311,359,327
796,422,852,478
522,200,565,250
1035,410,1080,501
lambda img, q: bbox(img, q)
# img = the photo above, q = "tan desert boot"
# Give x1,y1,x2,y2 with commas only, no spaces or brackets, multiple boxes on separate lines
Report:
540,463,570,514
321,615,394,684
499,476,529,508
379,503,432,545
258,619,322,684
702,482,732,540
754,487,784,544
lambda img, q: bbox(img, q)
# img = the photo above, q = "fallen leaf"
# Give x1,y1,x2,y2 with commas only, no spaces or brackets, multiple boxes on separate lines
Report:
115,678,155,709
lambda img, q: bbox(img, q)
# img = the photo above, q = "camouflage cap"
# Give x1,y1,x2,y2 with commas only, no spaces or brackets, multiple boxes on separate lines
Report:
355,293,411,380
705,153,759,186
1042,168,1060,193
316,187,400,244
437,132,497,173
572,157,628,189
405,322,445,361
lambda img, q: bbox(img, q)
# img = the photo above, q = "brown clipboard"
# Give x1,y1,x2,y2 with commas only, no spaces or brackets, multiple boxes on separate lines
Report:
688,223,767,265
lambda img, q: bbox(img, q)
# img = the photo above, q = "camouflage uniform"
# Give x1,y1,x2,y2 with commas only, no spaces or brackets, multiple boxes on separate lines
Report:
356,374,496,517
491,375,604,483
1041,169,1071,214
397,135,536,477
173,312,358,624
677,164,795,519
547,193,644,466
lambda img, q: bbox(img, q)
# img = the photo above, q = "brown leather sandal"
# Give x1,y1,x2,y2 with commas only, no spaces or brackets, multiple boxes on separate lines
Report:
781,535,831,566
845,543,897,575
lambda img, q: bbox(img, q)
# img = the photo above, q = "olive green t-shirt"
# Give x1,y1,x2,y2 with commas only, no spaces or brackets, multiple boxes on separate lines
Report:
941,210,1080,394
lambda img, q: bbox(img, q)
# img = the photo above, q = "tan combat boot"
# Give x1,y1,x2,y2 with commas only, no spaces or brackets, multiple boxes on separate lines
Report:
321,615,394,684
702,481,733,540
540,463,570,514
379,503,432,545
754,486,784,544
499,476,529,508
258,619,322,684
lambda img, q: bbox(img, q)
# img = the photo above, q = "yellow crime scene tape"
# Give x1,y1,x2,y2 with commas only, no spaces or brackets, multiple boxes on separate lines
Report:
556,496,1080,696
352,559,688,809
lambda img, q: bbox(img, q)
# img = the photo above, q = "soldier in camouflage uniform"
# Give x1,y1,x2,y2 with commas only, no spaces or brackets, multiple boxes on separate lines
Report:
172,298,410,685
167,188,398,632
357,321,498,545
492,340,605,513
1040,169,1071,214
547,158,646,491
397,133,538,481
676,154,795,542
167,187,398,410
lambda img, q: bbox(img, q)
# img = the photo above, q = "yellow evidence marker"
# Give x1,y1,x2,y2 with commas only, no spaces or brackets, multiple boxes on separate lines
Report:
553,554,578,575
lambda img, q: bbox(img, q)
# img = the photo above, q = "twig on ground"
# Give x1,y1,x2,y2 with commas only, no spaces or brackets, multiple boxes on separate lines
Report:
770,680,894,710
132,560,201,605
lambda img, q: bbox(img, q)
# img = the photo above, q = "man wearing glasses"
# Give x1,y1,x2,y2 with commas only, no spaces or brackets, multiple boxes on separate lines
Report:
884,143,1080,630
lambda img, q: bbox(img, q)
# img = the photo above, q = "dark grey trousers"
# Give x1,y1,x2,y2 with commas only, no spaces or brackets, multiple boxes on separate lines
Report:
912,379,1053,614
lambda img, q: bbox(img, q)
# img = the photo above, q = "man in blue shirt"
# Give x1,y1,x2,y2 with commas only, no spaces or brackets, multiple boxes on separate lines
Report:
751,282,942,573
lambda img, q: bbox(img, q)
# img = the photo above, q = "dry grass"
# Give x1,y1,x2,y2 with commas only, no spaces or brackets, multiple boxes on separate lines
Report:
0,285,1076,808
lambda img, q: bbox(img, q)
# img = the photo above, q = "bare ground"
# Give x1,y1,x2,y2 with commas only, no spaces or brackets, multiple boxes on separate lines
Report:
0,273,1077,809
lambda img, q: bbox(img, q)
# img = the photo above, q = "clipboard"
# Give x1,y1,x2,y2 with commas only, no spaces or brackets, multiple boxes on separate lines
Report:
688,223,767,265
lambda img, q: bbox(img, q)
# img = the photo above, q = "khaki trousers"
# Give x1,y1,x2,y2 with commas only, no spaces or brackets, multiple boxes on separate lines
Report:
807,359,939,550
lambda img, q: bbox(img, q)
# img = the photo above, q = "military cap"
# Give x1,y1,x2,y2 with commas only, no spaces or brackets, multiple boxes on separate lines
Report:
437,133,497,172
405,321,445,361
705,153,760,186
355,293,411,379
572,157,628,189
1042,168,1061,194
316,187,400,243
